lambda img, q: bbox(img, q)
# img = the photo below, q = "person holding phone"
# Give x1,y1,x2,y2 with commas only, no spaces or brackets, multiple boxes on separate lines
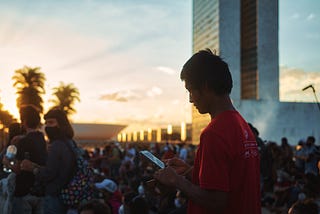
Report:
154,49,261,214
2,105,47,214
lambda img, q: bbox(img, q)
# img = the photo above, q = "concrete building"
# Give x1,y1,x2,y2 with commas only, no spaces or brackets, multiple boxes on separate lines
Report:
191,0,319,145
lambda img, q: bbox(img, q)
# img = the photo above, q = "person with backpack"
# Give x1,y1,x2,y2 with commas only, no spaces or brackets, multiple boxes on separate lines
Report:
20,108,77,214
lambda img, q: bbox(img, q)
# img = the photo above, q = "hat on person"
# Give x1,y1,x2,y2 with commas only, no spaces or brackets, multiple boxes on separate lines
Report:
95,179,117,193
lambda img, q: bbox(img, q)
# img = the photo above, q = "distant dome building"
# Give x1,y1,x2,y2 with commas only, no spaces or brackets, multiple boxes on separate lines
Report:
72,123,126,147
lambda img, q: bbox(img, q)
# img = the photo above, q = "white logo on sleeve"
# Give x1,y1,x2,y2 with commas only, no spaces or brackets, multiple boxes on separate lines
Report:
243,130,258,159
244,130,249,140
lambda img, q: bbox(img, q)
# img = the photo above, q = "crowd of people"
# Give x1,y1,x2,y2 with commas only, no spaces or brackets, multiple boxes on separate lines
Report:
0,104,198,214
1,117,319,214
258,136,320,213
0,49,319,214
79,135,320,214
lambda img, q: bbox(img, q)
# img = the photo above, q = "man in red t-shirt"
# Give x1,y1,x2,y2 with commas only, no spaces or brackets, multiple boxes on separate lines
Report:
154,49,261,214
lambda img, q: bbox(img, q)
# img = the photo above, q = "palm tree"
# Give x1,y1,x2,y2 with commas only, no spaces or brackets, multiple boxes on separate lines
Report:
50,82,80,116
0,101,17,150
12,66,46,113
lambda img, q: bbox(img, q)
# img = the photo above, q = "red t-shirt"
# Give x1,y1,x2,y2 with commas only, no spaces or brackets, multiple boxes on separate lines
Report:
188,111,261,214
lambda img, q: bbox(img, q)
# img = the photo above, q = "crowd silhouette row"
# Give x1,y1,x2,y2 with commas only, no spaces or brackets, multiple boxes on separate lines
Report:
0,106,319,213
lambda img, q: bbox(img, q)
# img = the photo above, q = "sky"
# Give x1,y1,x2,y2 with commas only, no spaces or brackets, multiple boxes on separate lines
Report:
279,0,320,102
0,0,319,133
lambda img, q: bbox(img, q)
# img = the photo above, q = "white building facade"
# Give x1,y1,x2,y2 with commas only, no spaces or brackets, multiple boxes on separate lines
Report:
191,0,320,145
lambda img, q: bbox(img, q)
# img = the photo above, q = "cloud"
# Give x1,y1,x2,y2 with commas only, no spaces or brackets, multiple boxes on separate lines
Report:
0,0,192,131
146,86,163,97
99,86,164,102
280,66,320,102
290,13,300,19
99,90,141,102
156,66,177,75
306,13,315,21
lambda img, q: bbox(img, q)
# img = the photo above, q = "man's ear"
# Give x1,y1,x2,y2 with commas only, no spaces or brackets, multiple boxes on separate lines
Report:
203,82,218,98
202,81,211,93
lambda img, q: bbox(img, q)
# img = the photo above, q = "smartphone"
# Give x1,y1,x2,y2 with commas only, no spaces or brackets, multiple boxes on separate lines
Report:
139,150,165,169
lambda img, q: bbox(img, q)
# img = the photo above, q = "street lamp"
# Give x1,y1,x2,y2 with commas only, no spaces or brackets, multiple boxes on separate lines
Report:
147,128,152,142
156,127,161,143
117,133,122,142
122,133,127,142
302,84,320,112
133,131,137,142
167,124,172,142
181,122,186,142
140,130,144,141
0,122,4,150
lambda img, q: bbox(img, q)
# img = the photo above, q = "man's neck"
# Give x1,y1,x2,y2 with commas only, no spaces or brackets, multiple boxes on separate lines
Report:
210,95,235,119
26,128,38,134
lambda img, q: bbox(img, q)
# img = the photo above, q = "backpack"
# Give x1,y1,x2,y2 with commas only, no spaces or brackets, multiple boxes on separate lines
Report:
60,140,94,207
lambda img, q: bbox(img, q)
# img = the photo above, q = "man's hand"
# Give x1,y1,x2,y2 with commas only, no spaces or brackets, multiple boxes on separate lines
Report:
20,159,35,172
164,157,190,175
2,156,21,173
154,166,181,187
10,135,24,146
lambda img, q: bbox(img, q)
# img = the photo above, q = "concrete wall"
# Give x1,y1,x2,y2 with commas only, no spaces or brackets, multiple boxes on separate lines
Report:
257,0,279,100
219,0,241,100
234,100,320,145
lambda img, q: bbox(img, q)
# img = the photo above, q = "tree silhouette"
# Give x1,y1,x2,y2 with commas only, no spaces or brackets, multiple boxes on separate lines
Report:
0,103,16,128
50,82,80,116
0,101,16,150
12,66,46,113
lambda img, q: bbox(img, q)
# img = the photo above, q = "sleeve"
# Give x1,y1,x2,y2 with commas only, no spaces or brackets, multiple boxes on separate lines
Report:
15,138,27,160
36,142,61,182
198,131,231,192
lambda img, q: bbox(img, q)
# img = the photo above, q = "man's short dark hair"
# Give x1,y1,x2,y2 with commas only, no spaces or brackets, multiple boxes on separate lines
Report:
180,49,233,95
20,105,41,129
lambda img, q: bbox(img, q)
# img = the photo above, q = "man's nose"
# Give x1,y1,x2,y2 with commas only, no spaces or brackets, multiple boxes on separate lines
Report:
189,94,193,103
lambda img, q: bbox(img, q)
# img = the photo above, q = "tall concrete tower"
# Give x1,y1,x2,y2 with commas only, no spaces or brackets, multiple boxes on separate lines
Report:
191,0,319,145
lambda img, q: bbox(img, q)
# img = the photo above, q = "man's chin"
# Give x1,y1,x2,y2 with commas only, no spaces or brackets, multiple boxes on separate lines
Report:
197,109,205,114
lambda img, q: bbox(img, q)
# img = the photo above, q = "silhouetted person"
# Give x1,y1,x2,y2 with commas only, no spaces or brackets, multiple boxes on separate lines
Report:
3,105,47,214
20,108,77,214
154,49,261,213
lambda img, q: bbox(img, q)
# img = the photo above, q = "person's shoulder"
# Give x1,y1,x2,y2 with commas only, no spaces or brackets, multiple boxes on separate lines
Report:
27,131,46,141
15,134,27,142
49,139,68,148
50,138,69,143
31,130,45,137
16,134,32,146
207,111,239,131
49,139,73,153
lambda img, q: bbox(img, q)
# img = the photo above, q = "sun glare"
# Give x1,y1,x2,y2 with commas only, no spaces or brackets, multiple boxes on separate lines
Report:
1,98,19,121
